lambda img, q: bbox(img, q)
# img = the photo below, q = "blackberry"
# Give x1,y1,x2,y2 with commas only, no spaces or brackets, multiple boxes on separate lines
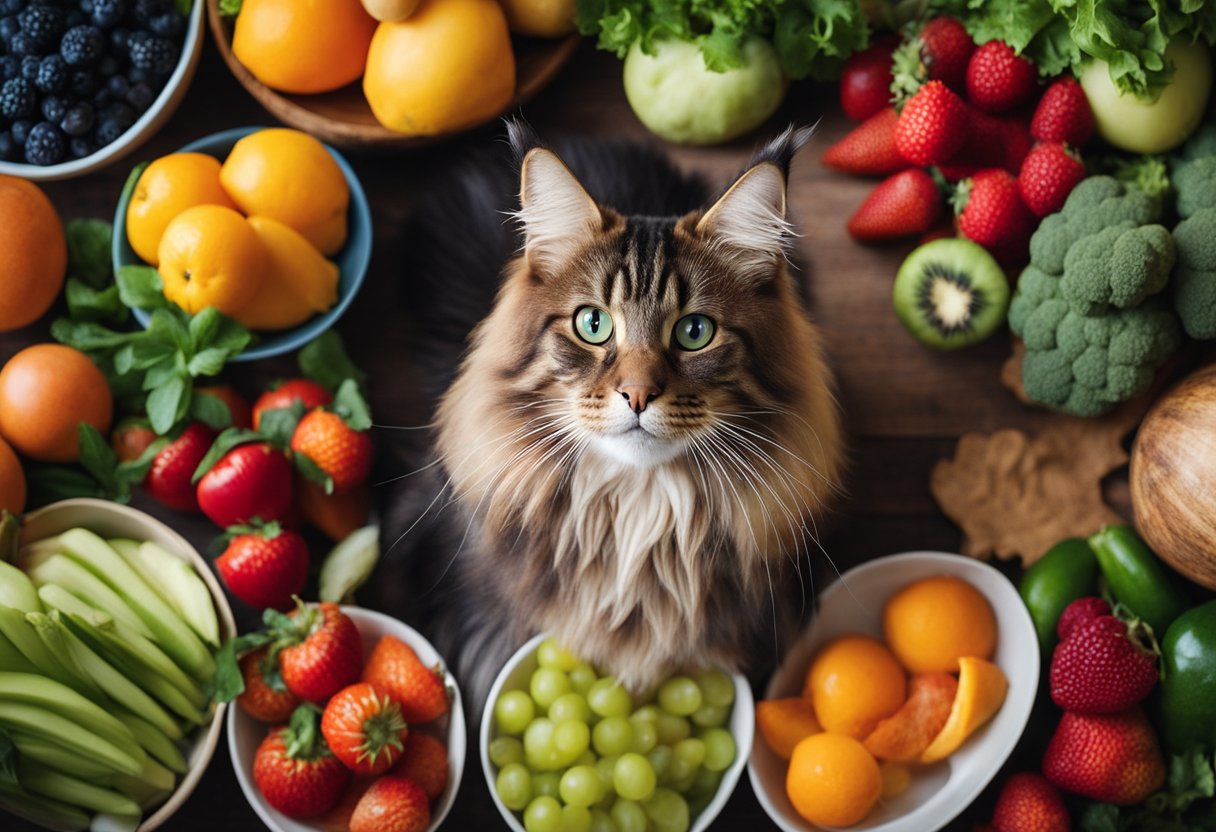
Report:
19,53,37,80
63,7,83,27
0,76,34,119
34,53,64,91
89,0,124,29
147,11,181,38
9,117,30,143
93,114,120,144
8,29,36,55
127,32,173,74
0,0,22,16
59,24,103,66
17,4,62,48
0,15,18,41
39,92,63,121
0,131,13,160
23,119,63,164
123,78,149,108
68,66,93,95
59,99,90,135
68,133,92,157
0,55,18,79
132,0,164,24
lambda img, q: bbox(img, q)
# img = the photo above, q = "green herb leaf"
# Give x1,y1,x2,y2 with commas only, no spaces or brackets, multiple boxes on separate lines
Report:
77,422,123,498
189,306,221,351
218,0,242,15
64,278,129,325
51,319,133,351
146,308,192,355
65,219,114,290
116,265,168,311
191,389,233,429
1080,802,1121,832
298,330,366,393
188,347,230,378
206,313,252,358
174,0,192,16
211,630,274,702
294,452,334,495
773,0,871,81
192,427,262,483
259,402,304,448
115,436,168,486
146,374,188,435
24,463,108,509
333,378,372,431
142,360,182,392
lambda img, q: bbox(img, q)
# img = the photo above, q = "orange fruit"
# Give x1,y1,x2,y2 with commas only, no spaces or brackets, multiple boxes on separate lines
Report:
158,205,267,316
786,733,882,827
863,672,958,762
0,175,66,333
0,435,26,515
883,575,997,674
298,478,370,542
220,129,349,255
363,0,515,137
920,656,1009,763
880,760,912,800
232,0,376,94
125,153,238,266
0,344,112,463
805,634,907,739
755,697,820,760
231,216,340,331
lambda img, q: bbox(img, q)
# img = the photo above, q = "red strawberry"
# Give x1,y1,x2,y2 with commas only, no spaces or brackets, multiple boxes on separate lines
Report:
350,776,430,832
390,732,449,802
1051,614,1159,713
321,682,409,775
362,635,450,725
840,35,899,122
821,108,909,176
291,409,374,494
278,601,364,703
253,379,334,431
217,523,310,611
111,418,155,463
1042,708,1165,805
1001,119,1034,172
196,383,253,430
145,422,216,513
992,773,1070,832
942,110,1032,179
894,80,969,166
966,41,1038,113
955,169,1035,255
891,16,974,95
237,646,301,723
1031,77,1094,146
846,169,943,243
1057,597,1111,642
196,441,294,528
1019,142,1087,217
252,708,350,818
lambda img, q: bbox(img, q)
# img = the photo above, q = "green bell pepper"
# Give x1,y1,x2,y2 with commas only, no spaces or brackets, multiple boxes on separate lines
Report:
1161,600,1216,753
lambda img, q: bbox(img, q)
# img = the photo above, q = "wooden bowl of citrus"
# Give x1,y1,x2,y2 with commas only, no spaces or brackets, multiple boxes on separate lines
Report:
204,0,581,151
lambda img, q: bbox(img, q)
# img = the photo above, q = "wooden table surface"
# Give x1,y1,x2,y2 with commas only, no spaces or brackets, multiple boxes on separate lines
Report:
0,33,1065,832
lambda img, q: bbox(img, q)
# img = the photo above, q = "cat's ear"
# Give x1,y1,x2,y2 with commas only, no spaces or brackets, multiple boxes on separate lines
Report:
517,147,604,273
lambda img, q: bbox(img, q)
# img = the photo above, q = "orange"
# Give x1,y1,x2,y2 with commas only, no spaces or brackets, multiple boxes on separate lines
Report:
232,0,376,94
126,153,238,266
804,634,907,739
158,205,267,317
919,656,1009,763
0,435,25,515
883,576,997,674
363,0,515,137
231,216,340,331
0,344,112,463
863,672,958,762
880,760,912,800
755,697,820,760
0,176,66,332
220,129,349,255
786,733,882,827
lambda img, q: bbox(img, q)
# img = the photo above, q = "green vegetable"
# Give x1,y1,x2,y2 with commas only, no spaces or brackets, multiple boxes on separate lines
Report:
0,672,142,765
0,699,143,778
17,759,141,816
0,779,90,832
1161,600,1216,753
111,540,220,648
1171,208,1216,339
1089,525,1190,637
319,525,381,604
1019,537,1100,658
1175,157,1216,220
1058,223,1175,315
5,732,119,780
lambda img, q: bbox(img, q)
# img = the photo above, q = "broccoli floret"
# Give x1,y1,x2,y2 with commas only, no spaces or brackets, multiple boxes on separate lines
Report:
1177,124,1216,165
1175,157,1216,220
1059,223,1175,314
1172,207,1216,339
1028,176,1162,276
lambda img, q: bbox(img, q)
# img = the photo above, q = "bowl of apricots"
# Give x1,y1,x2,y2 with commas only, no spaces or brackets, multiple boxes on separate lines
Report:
748,552,1039,832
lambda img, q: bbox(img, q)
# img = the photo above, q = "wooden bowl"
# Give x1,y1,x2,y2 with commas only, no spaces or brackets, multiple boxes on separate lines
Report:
205,0,580,151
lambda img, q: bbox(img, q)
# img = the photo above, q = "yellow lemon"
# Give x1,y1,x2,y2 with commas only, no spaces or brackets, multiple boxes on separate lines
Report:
220,129,349,255
158,205,266,316
363,0,515,137
233,216,340,331
126,153,238,266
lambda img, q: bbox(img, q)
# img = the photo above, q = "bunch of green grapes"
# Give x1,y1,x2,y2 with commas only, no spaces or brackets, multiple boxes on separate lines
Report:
490,637,739,832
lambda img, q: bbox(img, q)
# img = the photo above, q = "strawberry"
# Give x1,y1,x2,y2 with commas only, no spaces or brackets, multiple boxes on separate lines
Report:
196,441,294,528
941,110,1032,180
252,706,349,818
362,635,450,725
839,34,899,122
894,80,969,166
196,383,253,430
890,16,974,95
821,108,909,176
966,41,1039,113
350,776,430,832
1042,708,1165,805
1031,77,1094,146
145,422,216,513
237,646,301,723
847,169,942,242
111,418,155,463
955,169,1035,255
321,683,409,775
1050,614,1159,713
217,523,310,611
390,732,449,802
1019,142,1087,217
277,601,364,703
253,379,334,431
291,409,374,494
992,773,1070,832
1057,597,1111,642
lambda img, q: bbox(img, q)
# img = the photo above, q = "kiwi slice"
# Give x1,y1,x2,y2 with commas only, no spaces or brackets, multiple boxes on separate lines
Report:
892,238,1010,350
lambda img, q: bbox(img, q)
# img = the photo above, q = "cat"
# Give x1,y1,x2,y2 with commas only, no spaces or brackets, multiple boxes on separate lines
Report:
382,122,844,711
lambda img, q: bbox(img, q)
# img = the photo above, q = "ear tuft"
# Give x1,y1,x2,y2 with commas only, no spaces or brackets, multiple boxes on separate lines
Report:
504,117,542,165
517,146,603,273
695,162,794,276
747,123,817,176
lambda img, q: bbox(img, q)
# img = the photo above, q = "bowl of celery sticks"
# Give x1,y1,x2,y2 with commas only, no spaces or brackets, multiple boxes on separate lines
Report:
1,498,236,831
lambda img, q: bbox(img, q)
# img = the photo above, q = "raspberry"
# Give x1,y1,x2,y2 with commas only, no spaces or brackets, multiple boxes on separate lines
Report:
35,53,65,91
0,76,35,120
128,32,175,74
60,24,104,66
23,120,65,165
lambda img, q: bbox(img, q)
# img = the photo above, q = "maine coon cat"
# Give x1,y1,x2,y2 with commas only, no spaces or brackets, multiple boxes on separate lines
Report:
384,122,843,707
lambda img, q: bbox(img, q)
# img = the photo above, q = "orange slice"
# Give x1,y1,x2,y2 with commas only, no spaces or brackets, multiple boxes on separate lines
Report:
919,656,1008,763
862,672,958,762
756,697,820,759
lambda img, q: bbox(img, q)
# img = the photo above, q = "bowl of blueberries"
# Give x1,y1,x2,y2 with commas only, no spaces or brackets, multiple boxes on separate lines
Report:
0,0,203,180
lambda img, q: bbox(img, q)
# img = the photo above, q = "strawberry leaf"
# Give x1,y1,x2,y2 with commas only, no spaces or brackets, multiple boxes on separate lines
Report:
294,452,334,495
333,378,372,431
258,402,304,448
211,630,275,702
191,427,263,483
190,391,233,430
1080,803,1120,832
298,331,366,394
284,704,329,760
115,436,168,486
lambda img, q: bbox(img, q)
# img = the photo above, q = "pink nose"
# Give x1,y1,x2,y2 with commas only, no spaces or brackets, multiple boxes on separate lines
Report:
618,384,661,414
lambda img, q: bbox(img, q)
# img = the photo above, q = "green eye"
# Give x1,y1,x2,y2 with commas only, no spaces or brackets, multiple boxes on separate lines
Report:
574,306,614,344
674,314,715,351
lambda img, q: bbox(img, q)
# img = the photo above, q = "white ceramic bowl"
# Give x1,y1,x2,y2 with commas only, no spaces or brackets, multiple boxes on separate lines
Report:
748,552,1039,832
481,633,755,832
0,0,204,181
17,497,237,832
228,606,466,832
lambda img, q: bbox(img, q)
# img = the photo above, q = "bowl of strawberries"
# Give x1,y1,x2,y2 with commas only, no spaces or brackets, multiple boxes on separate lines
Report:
226,603,465,832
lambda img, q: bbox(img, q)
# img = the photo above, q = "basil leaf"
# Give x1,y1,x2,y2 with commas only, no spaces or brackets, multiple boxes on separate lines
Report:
189,306,221,352
191,389,233,429
50,319,133,351
65,278,128,325
116,265,168,311
142,360,181,391
208,314,253,357
333,378,372,431
258,402,304,447
298,330,366,393
146,308,191,355
188,347,229,378
24,463,108,509
77,422,123,498
146,374,188,435
65,219,114,290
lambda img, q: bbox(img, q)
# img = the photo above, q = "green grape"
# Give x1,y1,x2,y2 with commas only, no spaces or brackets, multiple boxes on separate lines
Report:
613,753,657,801
490,736,525,768
531,668,573,710
656,713,691,745
592,716,635,756
588,808,616,832
554,719,592,762
667,740,703,786
696,669,735,708
690,703,729,728
524,796,563,832
496,762,533,812
688,767,722,800
496,690,536,736
525,718,563,771
667,764,698,795
646,746,673,784
561,805,593,832
629,718,658,754
569,663,599,696
672,738,706,768
588,678,632,718
658,677,702,717
574,750,597,767
548,692,591,724
595,755,619,796
643,788,690,832
611,799,648,832
560,765,605,808
699,728,736,772
533,771,562,799
631,704,661,724
686,794,711,824
537,637,582,672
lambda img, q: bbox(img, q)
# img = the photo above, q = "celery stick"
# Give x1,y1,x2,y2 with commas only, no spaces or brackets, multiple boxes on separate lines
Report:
0,560,41,613
0,671,142,763
7,731,122,780
114,541,220,648
0,606,93,697
0,701,142,777
0,780,90,832
113,714,187,775
112,754,175,794
18,759,141,815
14,536,62,572
0,629,38,675
29,555,154,640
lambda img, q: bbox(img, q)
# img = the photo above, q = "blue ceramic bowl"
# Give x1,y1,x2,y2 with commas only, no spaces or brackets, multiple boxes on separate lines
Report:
112,126,372,362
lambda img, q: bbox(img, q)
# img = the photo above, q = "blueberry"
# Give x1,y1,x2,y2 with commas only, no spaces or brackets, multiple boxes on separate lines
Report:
59,99,90,135
90,85,108,106
9,117,29,143
68,133,92,157
7,29,35,55
17,4,63,49
68,67,93,95
147,11,182,38
0,54,17,79
19,53,36,80
93,114,120,145
59,24,104,66
39,92,63,121
0,15,18,40
34,53,64,91
89,0,124,28
0,76,34,119
125,65,148,84
101,97,131,127
127,32,173,74
123,78,150,108
132,0,164,24
103,71,124,96
0,131,13,160
23,119,63,164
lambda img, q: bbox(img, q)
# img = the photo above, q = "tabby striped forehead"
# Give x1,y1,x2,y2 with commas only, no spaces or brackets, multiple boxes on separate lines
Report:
596,217,689,343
